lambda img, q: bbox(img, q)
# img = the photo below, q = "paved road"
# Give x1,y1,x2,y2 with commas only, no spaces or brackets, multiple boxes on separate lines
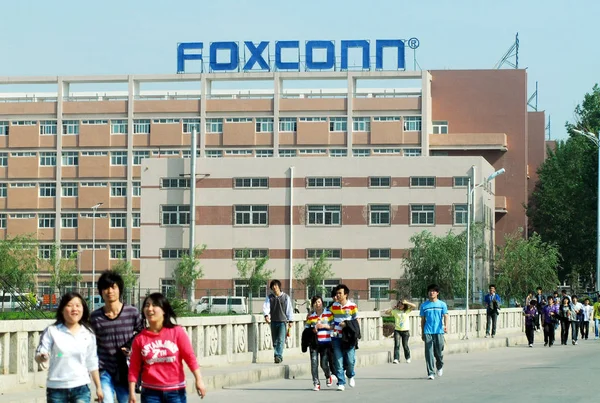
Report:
188,340,598,403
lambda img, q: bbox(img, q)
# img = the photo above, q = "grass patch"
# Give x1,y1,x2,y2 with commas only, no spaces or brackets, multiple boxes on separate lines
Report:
0,311,55,320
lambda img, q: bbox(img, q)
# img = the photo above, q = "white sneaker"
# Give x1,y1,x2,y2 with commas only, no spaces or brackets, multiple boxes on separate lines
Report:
348,377,355,388
428,375,435,380
406,358,411,363
528,344,533,348
337,385,345,391
437,368,443,377
393,359,399,364
312,384,320,391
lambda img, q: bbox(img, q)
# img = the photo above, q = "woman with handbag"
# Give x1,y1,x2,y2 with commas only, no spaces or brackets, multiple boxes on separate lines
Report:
542,296,559,347
128,293,206,403
558,297,576,345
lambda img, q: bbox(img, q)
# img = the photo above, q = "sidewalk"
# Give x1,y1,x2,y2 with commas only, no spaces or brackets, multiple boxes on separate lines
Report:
1,332,527,403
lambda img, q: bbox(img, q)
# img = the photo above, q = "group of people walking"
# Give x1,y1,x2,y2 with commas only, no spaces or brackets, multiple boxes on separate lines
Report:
36,271,206,403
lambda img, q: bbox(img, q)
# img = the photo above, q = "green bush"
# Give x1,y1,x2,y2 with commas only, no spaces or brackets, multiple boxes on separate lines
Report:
0,311,55,320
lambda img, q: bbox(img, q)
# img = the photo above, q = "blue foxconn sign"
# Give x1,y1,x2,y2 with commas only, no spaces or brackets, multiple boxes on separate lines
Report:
176,39,420,73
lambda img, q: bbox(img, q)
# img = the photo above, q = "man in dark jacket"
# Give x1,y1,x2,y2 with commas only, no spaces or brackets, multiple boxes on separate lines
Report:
262,279,294,363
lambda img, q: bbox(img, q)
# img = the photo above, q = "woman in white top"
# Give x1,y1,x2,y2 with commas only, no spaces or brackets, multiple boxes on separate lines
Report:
36,292,104,403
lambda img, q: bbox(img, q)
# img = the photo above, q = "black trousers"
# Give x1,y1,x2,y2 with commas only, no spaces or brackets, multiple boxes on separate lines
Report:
581,320,590,339
525,324,535,344
560,319,570,344
486,312,498,336
543,322,555,345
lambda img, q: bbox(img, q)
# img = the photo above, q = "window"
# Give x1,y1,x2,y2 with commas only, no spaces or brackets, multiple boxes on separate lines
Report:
299,117,326,122
0,153,6,166
61,182,78,197
110,119,127,134
234,178,268,189
352,149,370,157
0,121,8,135
234,205,268,226
11,120,36,126
62,120,79,135
369,176,391,188
255,118,274,132
278,149,297,157
234,279,267,298
151,150,180,157
81,120,108,125
161,205,190,226
9,213,35,219
368,249,391,260
403,116,422,131
0,183,6,197
133,119,150,134
279,118,297,132
39,120,57,135
61,245,78,259
39,152,56,166
353,117,370,132
431,151,448,156
307,177,342,188
182,150,201,158
132,212,140,228
160,279,176,297
110,245,127,259
110,182,127,197
0,213,6,228
410,177,436,188
152,118,179,124
233,249,269,259
38,245,53,260
161,249,190,259
10,182,35,188
183,118,200,133
111,151,127,166
306,249,342,259
225,117,252,123
110,213,127,228
369,279,390,300
373,117,400,122
80,212,108,219
133,181,141,196
206,150,223,158
132,244,140,259
161,178,190,189
133,151,150,165
38,213,55,228
403,148,422,157
299,149,326,155
307,205,341,226
411,204,435,225
433,120,449,134
369,204,391,225
81,151,108,156
205,118,223,133
373,148,400,155
11,152,36,157
454,204,468,225
61,213,78,228
453,176,469,187
224,149,252,156
329,149,347,157
61,151,78,166
329,117,347,132
255,150,274,158
39,183,56,197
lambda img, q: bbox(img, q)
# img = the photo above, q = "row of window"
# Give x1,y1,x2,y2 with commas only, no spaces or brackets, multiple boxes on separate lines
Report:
159,204,469,226
37,243,140,259
0,212,140,229
159,248,393,261
203,148,423,158
0,182,141,198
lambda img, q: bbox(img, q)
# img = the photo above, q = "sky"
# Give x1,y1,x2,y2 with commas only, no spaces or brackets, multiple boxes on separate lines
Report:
1,0,598,140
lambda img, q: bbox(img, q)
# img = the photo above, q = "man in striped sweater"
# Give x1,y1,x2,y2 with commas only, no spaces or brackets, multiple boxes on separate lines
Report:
305,295,334,391
330,284,358,391
91,271,143,403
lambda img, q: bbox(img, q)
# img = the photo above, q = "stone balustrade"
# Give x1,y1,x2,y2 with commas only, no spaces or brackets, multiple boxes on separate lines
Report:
0,308,524,393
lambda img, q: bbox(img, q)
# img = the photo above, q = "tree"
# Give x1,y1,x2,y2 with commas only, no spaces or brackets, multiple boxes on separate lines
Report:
173,245,206,308
401,230,466,300
0,236,39,312
111,254,138,304
236,249,273,313
494,230,560,305
294,252,335,299
44,244,81,297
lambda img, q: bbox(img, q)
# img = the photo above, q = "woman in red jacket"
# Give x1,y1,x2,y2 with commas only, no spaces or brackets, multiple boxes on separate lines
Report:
128,293,206,403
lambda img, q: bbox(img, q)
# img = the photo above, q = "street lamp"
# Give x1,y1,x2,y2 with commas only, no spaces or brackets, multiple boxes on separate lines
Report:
91,202,103,311
572,129,600,294
464,168,505,339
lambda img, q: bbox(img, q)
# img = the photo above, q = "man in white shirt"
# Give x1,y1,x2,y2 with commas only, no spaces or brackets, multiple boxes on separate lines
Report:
571,295,583,345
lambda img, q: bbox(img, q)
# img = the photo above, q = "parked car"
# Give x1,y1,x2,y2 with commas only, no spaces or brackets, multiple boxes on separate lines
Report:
195,296,247,314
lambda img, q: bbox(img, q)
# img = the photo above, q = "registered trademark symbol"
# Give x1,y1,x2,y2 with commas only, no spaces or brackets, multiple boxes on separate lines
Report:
407,38,420,50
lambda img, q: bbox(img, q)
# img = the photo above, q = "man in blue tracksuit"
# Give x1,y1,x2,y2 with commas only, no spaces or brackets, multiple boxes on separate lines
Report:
484,284,502,338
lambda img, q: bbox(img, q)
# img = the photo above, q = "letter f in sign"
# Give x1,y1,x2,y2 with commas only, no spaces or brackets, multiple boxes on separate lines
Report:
243,41,270,71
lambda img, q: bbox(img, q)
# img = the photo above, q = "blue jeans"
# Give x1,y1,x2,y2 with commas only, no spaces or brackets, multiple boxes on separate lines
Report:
47,384,90,403
141,388,186,403
271,321,286,360
331,338,355,386
100,370,129,403
595,318,600,337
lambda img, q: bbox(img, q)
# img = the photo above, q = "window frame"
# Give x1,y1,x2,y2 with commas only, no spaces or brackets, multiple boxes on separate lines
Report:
368,248,391,260
161,205,191,226
233,205,268,226
369,204,391,226
410,204,435,226
410,177,436,188
368,279,391,300
307,205,342,226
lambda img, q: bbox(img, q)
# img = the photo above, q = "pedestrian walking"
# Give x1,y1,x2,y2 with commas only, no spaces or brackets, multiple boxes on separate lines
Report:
384,299,416,363
593,296,600,339
91,271,144,403
571,295,583,345
420,284,448,380
484,284,501,338
581,298,593,340
523,300,537,347
331,284,359,391
534,287,546,331
35,292,104,403
262,279,294,364
559,297,575,345
128,293,206,403
543,296,558,347
305,296,334,391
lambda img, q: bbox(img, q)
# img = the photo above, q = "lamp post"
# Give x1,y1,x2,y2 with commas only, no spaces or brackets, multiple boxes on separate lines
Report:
464,168,505,339
572,129,600,294
91,202,103,311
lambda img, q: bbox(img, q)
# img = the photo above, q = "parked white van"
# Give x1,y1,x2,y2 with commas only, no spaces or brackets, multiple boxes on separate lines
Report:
0,292,29,311
194,296,248,314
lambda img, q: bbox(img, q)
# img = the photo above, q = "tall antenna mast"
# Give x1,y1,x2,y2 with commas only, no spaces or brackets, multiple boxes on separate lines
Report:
494,33,519,69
